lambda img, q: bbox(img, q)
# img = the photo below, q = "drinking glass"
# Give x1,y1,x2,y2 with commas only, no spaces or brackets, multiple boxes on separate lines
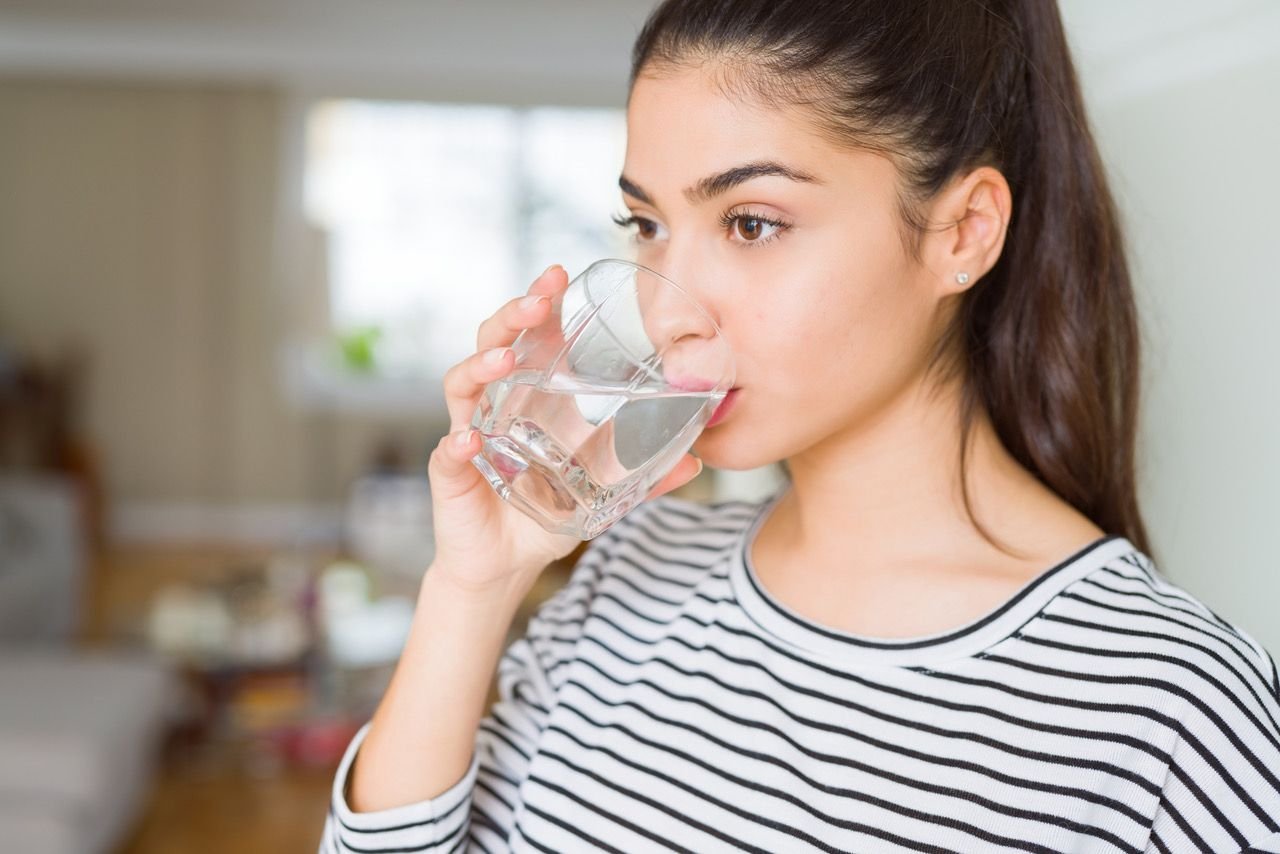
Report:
469,258,735,539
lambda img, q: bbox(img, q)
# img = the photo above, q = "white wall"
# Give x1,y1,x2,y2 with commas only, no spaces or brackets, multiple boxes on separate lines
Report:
1089,51,1280,652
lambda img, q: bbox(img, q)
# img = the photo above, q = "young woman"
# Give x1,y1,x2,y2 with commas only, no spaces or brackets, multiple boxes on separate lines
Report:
321,1,1280,850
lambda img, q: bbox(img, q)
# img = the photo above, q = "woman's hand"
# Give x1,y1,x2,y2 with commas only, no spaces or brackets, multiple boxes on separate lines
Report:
426,263,704,594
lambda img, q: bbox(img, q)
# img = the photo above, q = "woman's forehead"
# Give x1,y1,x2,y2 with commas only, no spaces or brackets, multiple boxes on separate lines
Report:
625,70,837,184
627,65,787,139
623,69,893,205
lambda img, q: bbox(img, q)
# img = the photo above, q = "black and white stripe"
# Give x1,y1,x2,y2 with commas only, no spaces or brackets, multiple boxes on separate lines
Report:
321,490,1280,853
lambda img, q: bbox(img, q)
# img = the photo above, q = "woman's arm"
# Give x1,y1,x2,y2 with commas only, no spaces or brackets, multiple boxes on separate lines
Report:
349,565,535,811
317,531,615,853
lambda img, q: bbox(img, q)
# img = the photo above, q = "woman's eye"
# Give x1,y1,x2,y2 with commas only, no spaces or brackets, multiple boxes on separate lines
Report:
732,216,776,242
612,210,788,246
722,210,790,246
611,212,666,243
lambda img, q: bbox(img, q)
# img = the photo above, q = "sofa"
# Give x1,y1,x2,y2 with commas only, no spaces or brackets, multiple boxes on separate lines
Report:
0,474,178,854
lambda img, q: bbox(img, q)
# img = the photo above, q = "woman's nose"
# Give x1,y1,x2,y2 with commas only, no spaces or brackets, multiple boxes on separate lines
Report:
637,264,717,355
635,260,729,388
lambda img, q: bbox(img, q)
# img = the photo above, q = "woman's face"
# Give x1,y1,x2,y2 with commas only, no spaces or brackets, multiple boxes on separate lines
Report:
621,63,952,470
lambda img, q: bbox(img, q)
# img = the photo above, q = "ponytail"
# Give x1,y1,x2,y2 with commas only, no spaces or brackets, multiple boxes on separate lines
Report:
960,0,1151,557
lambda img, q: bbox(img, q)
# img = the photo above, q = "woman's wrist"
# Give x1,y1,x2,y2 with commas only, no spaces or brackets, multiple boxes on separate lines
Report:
418,559,541,616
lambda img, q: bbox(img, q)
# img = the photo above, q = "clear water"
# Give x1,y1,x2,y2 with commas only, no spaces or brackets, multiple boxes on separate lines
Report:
470,369,722,539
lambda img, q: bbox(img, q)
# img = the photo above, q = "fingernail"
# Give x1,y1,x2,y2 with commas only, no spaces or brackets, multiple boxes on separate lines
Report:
484,347,509,365
693,458,704,476
455,430,473,448
542,263,563,277
520,294,548,310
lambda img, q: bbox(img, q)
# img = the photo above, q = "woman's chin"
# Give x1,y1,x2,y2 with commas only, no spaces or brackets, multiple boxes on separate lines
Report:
692,424,773,472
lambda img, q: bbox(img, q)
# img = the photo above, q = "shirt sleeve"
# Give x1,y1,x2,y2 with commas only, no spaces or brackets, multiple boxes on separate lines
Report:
316,525,618,853
1144,630,1280,852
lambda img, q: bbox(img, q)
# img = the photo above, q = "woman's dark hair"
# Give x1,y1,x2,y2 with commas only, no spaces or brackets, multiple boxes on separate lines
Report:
630,0,1153,559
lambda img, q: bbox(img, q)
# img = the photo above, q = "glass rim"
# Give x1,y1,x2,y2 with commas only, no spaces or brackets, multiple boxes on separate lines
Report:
579,257,736,383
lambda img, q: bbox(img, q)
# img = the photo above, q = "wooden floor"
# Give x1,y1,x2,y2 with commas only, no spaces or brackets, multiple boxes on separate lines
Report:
117,762,335,854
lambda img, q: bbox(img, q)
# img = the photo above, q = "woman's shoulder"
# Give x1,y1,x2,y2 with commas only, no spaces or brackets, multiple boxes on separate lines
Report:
1054,545,1280,716
1060,547,1280,835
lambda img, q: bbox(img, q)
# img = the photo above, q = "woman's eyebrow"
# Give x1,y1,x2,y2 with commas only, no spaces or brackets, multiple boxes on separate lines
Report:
619,160,821,207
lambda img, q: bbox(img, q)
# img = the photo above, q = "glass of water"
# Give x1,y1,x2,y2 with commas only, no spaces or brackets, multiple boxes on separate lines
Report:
469,258,735,540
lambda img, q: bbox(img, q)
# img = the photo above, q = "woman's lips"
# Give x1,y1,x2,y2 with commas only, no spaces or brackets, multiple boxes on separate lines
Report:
665,375,717,393
707,388,741,427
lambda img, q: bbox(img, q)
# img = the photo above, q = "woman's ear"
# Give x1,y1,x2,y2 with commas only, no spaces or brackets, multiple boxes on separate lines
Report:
924,165,1012,294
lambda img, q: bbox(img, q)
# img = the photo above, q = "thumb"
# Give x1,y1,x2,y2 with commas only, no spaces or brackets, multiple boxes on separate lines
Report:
427,428,488,502
646,454,704,500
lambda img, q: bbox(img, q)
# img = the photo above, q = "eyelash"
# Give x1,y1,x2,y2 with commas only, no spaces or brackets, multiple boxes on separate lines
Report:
609,212,638,236
610,208,792,247
717,209,792,245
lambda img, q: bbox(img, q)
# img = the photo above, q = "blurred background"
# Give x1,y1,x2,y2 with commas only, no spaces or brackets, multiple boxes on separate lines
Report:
0,1,1276,852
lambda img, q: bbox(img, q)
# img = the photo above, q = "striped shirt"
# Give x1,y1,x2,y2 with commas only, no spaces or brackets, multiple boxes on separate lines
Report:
320,489,1280,853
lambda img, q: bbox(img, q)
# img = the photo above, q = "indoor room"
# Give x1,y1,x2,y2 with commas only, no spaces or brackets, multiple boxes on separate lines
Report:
1,1,1277,851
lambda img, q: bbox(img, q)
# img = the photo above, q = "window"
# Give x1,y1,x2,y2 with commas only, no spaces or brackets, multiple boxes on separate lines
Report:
297,99,630,411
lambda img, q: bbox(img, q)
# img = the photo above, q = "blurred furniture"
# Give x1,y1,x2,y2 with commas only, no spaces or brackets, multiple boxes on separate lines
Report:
142,553,368,777
344,473,436,581
0,345,105,553
82,542,345,854
0,473,178,854
0,475,86,640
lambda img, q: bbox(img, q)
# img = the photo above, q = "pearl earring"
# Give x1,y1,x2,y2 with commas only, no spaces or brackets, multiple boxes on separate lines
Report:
955,271,970,285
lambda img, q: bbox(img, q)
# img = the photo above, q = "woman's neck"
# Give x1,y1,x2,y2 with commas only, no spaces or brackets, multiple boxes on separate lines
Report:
763,371,1103,590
